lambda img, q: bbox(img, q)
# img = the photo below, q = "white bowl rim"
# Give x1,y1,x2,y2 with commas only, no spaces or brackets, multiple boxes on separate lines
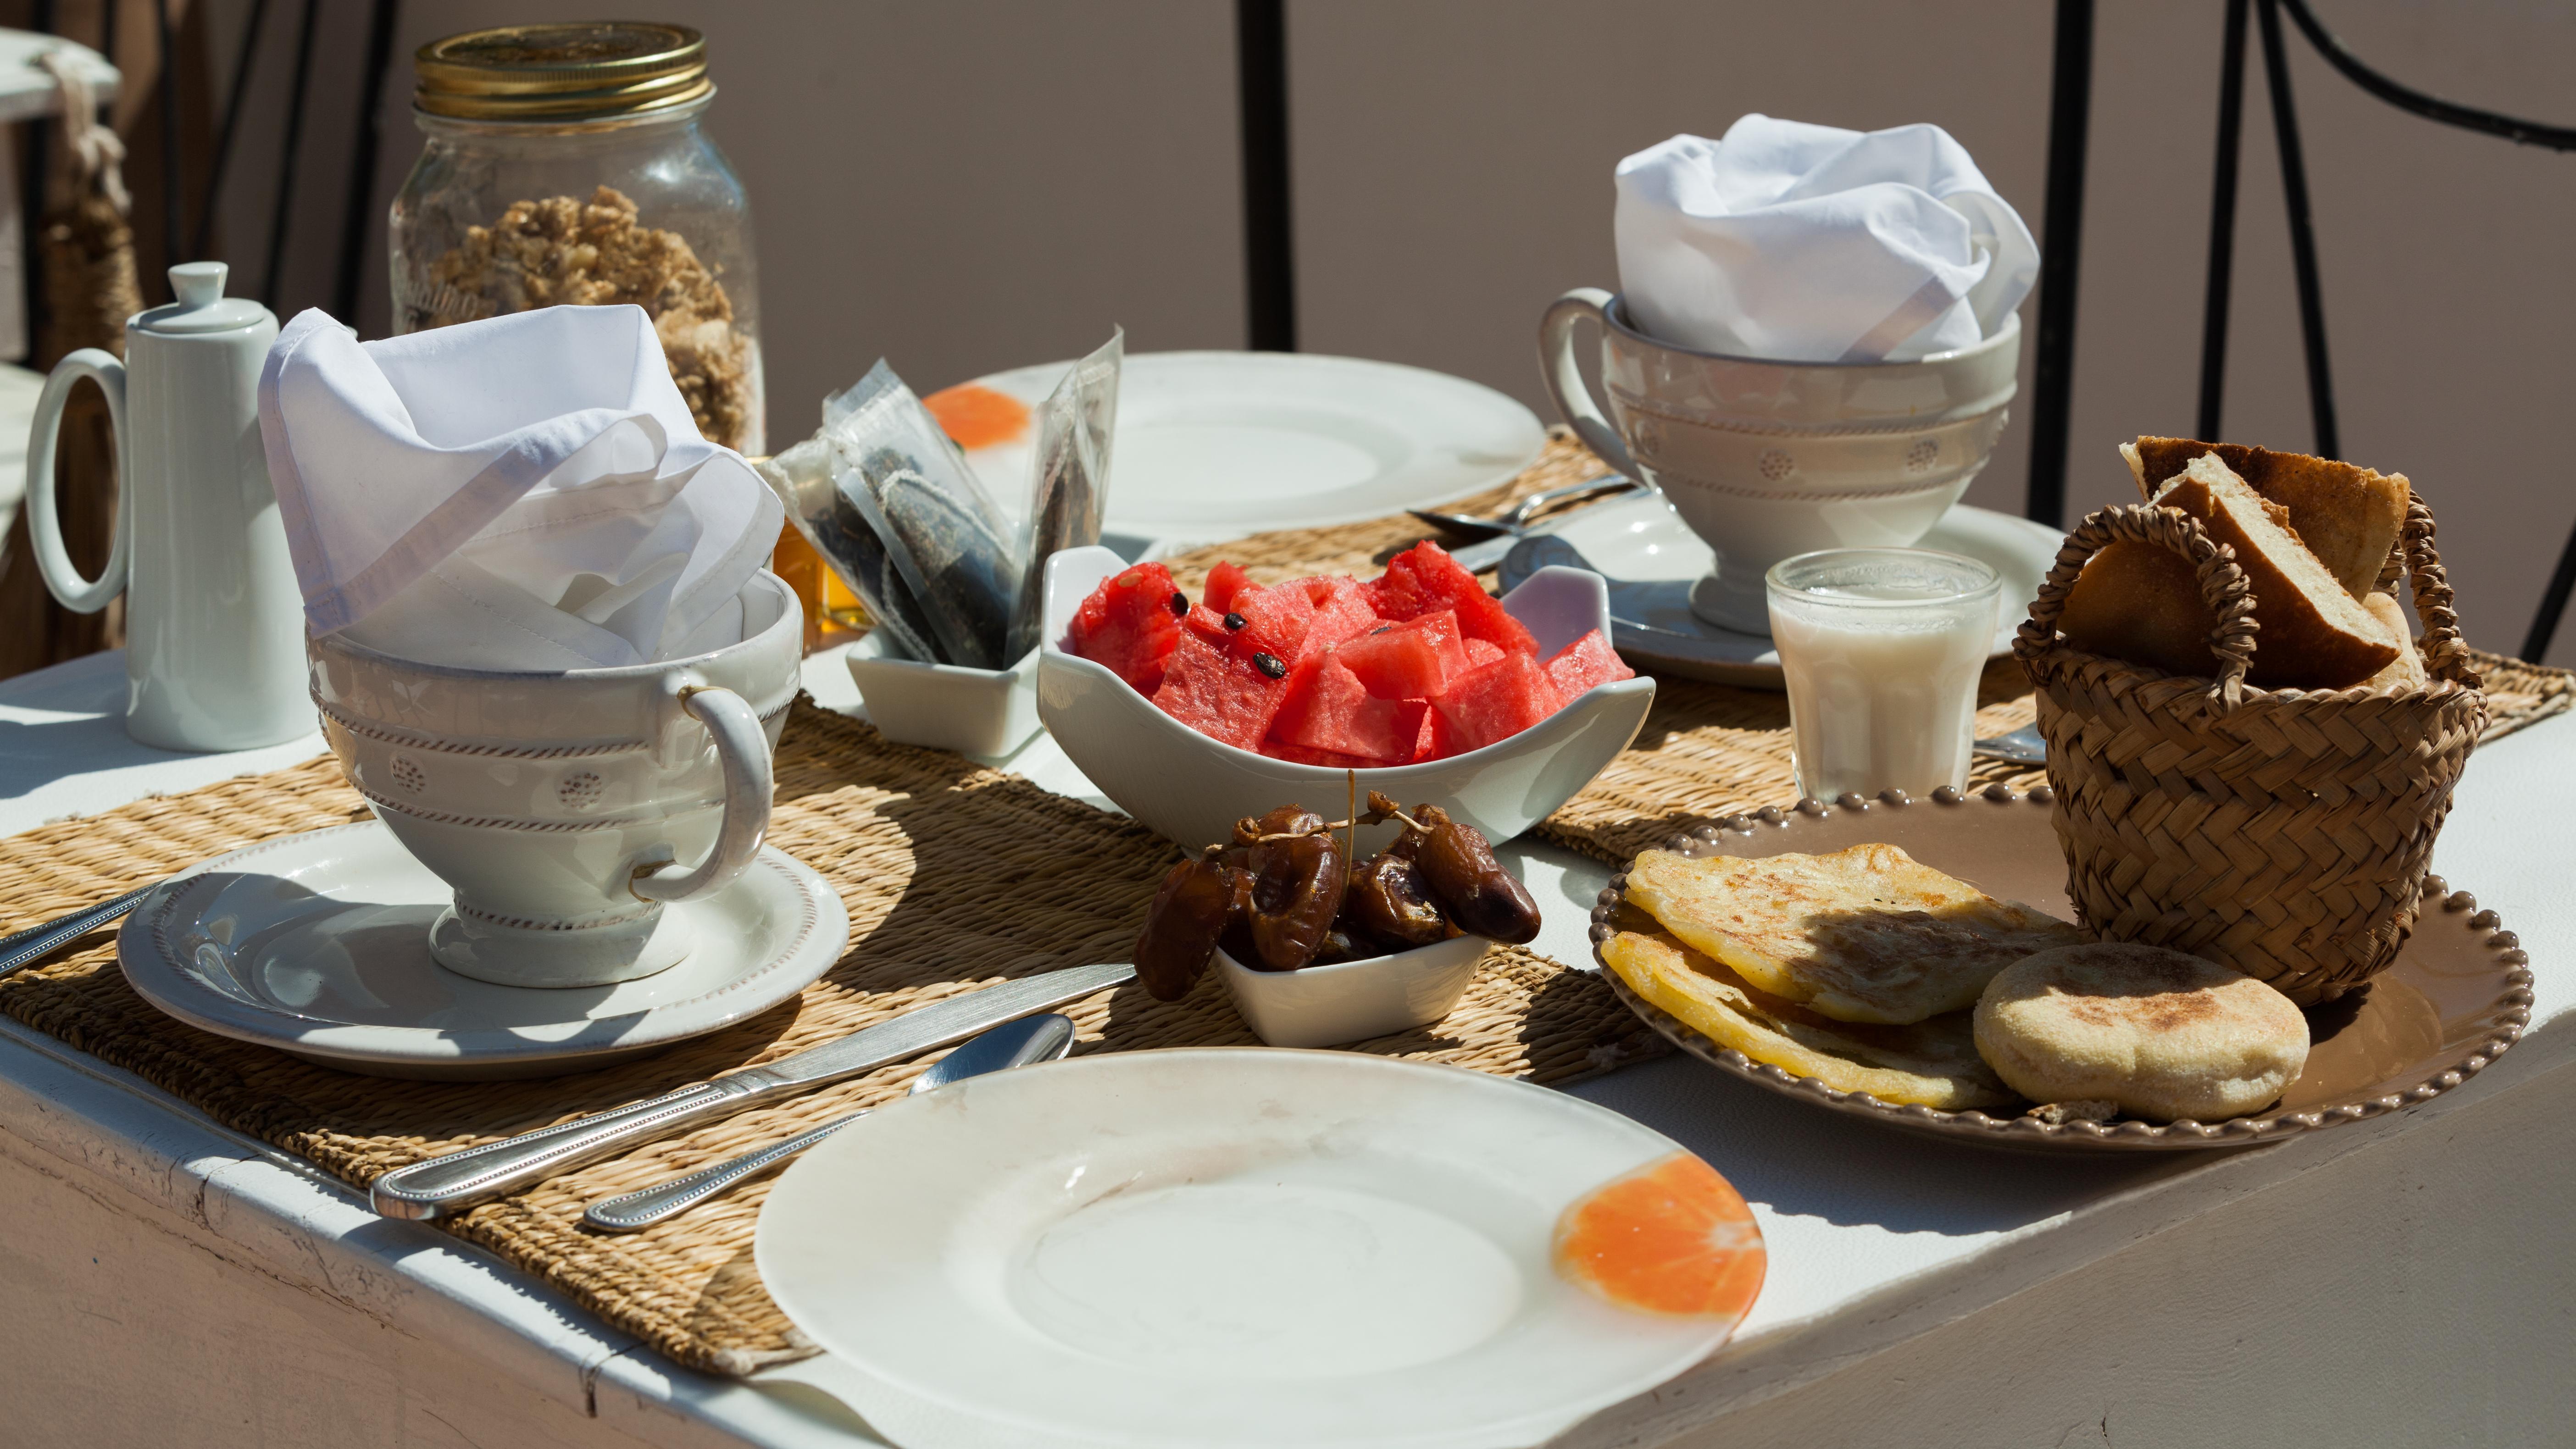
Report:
308,569,801,684
1213,930,1491,982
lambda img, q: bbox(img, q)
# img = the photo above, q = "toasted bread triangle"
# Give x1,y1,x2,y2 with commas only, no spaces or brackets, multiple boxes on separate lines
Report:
2126,437,2408,600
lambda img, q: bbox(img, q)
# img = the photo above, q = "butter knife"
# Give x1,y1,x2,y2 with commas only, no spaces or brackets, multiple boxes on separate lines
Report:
0,884,159,980
366,960,1136,1221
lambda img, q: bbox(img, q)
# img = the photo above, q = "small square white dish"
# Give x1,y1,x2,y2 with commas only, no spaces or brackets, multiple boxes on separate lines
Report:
844,631,1041,756
1215,933,1489,1048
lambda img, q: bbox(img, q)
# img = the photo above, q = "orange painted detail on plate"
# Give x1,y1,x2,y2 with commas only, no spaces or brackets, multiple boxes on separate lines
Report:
923,383,1033,450
1552,1151,1766,1321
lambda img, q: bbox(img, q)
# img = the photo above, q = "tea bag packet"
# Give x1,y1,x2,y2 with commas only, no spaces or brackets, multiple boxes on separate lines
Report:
1002,329,1123,662
1614,115,2037,363
258,304,782,670
824,362,1021,670
755,439,946,664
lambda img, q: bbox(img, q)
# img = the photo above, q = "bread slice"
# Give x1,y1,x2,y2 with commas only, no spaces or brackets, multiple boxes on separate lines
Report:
2123,437,2408,600
2060,454,2400,688
2357,591,2427,691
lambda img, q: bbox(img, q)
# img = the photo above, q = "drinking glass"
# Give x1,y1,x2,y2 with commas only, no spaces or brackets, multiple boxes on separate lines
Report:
1766,549,2002,801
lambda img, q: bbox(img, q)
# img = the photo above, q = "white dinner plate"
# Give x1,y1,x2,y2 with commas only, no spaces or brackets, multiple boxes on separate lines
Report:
1499,494,2064,688
757,1049,1762,1449
952,351,1545,545
116,822,847,1079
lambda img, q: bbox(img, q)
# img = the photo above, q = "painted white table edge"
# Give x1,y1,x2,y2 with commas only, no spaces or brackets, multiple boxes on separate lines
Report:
1,644,2567,1448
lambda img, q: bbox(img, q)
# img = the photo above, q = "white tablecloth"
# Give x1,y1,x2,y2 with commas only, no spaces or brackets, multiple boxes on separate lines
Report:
1,646,2570,1448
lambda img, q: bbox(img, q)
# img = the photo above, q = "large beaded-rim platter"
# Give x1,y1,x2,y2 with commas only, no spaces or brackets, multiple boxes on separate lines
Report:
1588,786,2534,1152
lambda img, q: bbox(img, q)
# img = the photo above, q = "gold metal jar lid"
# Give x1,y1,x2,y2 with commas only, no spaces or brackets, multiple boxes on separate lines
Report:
415,22,711,122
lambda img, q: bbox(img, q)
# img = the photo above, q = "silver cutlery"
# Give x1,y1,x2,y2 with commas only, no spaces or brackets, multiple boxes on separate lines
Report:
367,960,1136,1221
582,1012,1077,1233
1408,475,1638,541
0,884,161,980
1971,723,2048,766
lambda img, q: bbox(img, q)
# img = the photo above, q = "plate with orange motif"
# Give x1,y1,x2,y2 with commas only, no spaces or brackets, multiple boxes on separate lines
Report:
755,1049,1761,1449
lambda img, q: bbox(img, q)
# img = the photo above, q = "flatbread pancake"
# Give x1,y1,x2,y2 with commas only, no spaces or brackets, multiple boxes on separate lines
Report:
1602,929,2015,1110
1974,942,2310,1122
1622,844,2085,1025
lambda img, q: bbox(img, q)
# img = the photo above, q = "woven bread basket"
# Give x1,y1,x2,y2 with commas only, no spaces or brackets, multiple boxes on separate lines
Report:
2011,494,2487,1005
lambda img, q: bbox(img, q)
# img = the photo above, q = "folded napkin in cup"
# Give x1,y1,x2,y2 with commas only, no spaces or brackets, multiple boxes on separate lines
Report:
1615,114,2038,364
258,304,783,670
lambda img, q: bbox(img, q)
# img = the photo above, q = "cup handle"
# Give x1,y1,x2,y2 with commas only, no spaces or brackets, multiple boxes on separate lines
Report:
25,349,131,614
1538,288,1638,480
631,683,773,904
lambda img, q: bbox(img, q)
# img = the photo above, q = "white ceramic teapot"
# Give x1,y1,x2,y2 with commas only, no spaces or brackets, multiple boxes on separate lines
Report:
24,261,309,751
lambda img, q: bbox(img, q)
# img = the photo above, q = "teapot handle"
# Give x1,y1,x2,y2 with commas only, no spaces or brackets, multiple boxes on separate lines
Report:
25,349,131,614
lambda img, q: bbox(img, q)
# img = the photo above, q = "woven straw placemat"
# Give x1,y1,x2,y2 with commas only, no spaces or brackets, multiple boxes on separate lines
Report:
0,702,1667,1376
1170,432,2576,866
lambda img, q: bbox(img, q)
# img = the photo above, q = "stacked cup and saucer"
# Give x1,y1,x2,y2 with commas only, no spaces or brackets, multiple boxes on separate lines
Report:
115,305,847,1079
1503,118,2064,687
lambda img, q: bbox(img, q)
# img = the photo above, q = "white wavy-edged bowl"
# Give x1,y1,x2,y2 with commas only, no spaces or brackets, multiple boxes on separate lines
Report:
1216,934,1490,1049
1039,546,1655,849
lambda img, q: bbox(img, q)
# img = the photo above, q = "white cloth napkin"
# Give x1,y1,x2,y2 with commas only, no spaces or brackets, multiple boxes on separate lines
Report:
1614,115,2038,363
259,304,781,670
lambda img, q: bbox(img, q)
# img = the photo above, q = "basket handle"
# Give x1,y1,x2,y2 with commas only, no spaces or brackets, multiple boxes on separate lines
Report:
2391,492,2482,690
2014,503,2259,710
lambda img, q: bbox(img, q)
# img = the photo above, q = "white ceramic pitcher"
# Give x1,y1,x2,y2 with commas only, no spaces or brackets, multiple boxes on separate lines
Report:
25,261,309,751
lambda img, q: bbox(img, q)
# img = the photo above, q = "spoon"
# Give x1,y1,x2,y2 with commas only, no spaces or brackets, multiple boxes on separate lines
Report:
1407,474,1637,540
581,1012,1078,1233
1971,722,2048,766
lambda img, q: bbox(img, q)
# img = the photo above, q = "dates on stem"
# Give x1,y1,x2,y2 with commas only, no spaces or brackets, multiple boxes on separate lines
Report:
1362,794,1542,945
1345,852,1448,949
1134,849,1252,1001
1232,806,1348,971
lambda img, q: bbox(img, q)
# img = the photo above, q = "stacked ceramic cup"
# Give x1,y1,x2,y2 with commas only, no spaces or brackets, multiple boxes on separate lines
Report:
1539,117,2036,636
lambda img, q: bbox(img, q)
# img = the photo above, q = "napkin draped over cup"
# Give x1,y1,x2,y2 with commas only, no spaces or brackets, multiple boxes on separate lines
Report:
1615,115,2038,364
259,304,782,671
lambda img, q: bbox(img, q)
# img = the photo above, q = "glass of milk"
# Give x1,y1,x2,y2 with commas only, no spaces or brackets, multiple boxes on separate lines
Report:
1766,549,2002,802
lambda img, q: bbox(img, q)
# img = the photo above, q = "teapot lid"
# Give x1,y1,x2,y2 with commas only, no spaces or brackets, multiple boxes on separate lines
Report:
135,262,273,335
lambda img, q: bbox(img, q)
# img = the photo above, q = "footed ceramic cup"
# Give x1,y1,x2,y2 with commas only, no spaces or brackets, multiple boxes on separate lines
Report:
1540,289,2019,634
308,572,802,988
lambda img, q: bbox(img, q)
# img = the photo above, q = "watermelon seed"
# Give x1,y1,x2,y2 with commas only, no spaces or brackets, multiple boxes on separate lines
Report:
1224,611,1248,630
1369,625,1392,635
1168,591,1188,616
1254,651,1287,679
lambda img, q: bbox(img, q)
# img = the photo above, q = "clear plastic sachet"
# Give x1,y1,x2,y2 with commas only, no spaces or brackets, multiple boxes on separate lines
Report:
758,333,1122,672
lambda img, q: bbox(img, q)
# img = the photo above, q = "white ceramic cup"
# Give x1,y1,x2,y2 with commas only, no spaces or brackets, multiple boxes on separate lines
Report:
307,571,804,989
1539,288,2020,634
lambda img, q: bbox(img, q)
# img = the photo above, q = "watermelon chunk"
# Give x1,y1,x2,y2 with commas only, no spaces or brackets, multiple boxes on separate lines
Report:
1227,581,1316,666
1464,637,1505,669
1150,632,1294,751
1544,628,1635,700
1396,699,1441,763
1369,540,1539,656
1068,561,1184,693
1293,575,1382,658
1203,561,1254,615
1338,610,1469,700
1181,604,1232,647
1431,652,1564,754
1269,652,1406,762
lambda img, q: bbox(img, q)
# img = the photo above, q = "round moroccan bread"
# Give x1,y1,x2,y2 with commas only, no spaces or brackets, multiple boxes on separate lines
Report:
1973,942,2310,1122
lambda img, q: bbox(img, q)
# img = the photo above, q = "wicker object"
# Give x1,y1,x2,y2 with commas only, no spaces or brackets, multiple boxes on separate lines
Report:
2012,498,2488,1005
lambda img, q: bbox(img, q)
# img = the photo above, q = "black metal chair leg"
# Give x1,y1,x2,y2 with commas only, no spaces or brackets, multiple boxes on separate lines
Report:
257,0,321,309
2255,0,2337,461
1234,0,1295,353
193,0,271,261
2025,0,2096,528
2195,0,2250,442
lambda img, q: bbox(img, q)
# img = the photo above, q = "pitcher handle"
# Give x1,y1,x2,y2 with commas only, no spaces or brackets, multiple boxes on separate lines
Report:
630,683,773,904
25,349,131,614
1538,288,1638,480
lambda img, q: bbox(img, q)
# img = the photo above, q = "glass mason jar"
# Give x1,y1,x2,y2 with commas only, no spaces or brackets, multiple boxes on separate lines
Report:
388,22,764,453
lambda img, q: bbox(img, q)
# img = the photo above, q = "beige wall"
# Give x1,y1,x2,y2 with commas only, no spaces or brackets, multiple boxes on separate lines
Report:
216,1,2576,662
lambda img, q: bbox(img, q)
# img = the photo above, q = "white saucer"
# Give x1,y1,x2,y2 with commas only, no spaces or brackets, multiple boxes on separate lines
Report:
757,1050,1761,1449
955,351,1545,545
1499,493,2063,688
116,822,848,1080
